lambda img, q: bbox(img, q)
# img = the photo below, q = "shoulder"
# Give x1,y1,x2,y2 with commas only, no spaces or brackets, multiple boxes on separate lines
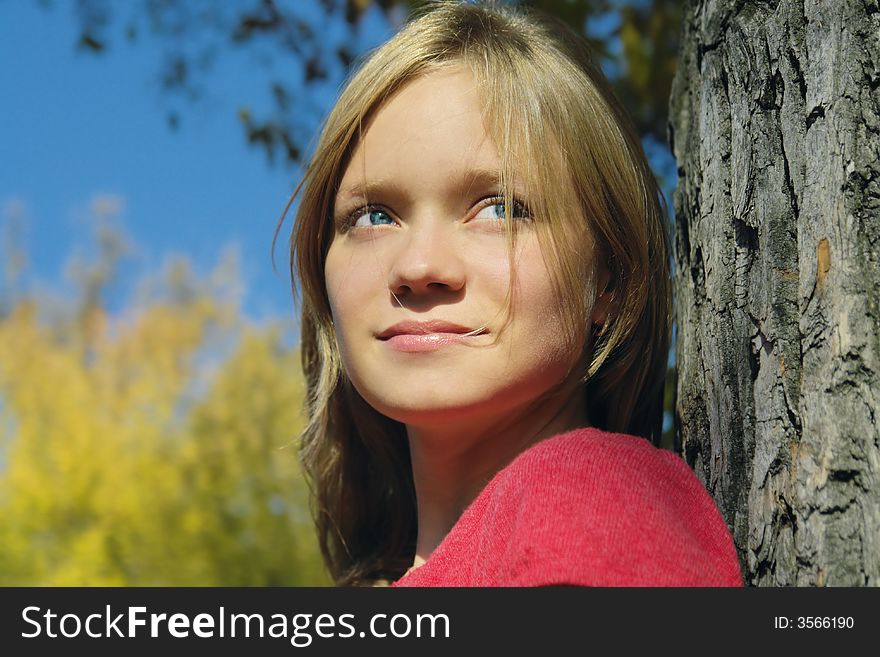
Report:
483,428,743,586
493,428,703,517
501,427,685,486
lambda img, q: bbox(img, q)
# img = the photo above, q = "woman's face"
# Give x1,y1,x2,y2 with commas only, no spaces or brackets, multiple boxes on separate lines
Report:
325,66,598,429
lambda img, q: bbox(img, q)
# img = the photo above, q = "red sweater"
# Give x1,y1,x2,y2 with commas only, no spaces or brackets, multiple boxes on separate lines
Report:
392,428,743,586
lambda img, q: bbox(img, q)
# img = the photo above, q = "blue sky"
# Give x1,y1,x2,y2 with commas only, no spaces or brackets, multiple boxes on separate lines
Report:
0,2,396,322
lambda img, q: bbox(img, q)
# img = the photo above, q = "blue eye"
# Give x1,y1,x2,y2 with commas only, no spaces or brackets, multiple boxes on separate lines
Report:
352,208,394,227
473,198,530,221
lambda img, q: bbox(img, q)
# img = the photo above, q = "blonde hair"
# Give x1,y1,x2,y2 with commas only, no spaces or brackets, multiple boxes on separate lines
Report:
285,0,671,585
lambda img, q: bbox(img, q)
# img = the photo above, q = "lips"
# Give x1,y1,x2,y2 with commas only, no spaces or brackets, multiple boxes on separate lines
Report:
377,320,487,353
377,320,483,340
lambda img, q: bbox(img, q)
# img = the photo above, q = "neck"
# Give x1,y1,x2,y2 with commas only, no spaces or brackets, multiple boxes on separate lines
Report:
405,383,588,565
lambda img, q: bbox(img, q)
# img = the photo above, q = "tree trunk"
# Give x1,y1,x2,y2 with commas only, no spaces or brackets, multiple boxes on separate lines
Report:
670,0,880,585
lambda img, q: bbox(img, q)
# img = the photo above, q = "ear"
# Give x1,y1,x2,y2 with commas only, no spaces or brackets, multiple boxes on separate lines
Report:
590,267,613,327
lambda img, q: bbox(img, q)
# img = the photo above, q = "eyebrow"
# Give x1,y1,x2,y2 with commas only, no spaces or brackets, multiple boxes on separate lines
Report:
335,168,510,204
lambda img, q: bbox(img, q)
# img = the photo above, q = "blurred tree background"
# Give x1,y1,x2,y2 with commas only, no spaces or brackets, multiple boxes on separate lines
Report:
0,207,326,585
0,0,682,584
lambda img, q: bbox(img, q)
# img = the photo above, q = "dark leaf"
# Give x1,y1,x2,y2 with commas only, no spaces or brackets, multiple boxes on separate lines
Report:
336,46,354,69
294,18,314,42
281,131,300,163
161,55,187,89
77,33,105,53
232,0,283,43
304,56,326,82
271,84,290,112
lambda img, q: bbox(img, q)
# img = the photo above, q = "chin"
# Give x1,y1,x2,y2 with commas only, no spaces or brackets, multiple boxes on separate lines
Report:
365,393,498,428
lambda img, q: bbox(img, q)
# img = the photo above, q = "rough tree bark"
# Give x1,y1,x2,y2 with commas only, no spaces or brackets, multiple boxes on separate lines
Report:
670,0,880,585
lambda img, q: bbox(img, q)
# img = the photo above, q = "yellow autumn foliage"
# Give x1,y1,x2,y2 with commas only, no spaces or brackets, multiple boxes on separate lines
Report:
0,262,328,586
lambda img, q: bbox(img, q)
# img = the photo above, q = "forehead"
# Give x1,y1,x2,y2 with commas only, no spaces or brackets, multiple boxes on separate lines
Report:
336,66,506,200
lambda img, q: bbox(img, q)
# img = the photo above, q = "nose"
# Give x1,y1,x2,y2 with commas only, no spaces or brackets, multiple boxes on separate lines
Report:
387,220,465,299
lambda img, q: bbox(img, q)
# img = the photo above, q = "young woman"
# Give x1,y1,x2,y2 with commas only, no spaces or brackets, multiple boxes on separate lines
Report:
285,1,742,586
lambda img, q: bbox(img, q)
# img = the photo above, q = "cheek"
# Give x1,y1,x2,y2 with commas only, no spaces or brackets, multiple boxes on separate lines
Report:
324,242,380,323
511,243,562,319
323,244,363,362
510,246,580,362
323,242,395,392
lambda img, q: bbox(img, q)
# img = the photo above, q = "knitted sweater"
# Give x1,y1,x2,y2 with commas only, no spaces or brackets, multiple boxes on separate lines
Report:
392,428,743,586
